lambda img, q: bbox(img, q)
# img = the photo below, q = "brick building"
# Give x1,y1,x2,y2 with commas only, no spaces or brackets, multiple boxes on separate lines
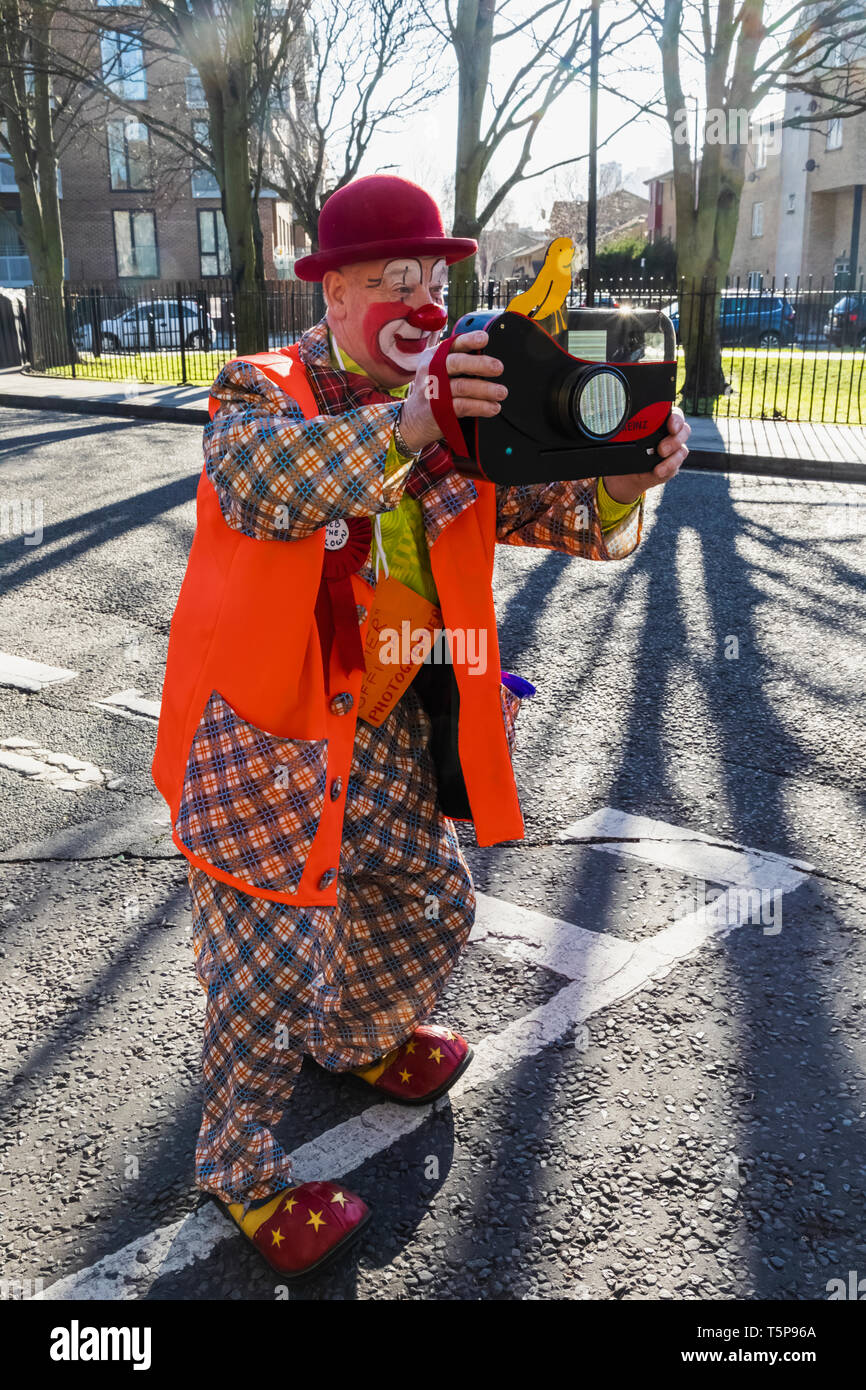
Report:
0,5,310,287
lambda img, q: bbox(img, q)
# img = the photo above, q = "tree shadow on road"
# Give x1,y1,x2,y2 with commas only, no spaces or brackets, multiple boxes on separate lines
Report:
0,473,198,601
443,471,865,1299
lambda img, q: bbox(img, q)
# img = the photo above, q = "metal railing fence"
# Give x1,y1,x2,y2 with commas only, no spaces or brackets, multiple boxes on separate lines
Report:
18,274,866,423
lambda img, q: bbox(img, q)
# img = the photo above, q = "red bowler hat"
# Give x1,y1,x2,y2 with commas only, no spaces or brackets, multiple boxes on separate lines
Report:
293,175,477,281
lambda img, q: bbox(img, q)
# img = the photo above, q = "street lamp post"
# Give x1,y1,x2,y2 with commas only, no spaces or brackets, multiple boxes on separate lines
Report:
585,0,601,306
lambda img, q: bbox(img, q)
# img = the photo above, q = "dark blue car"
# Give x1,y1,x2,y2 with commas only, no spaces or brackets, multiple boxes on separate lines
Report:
824,294,866,349
665,291,796,347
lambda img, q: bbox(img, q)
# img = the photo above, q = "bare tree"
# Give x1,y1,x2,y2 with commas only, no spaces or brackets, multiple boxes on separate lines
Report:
0,0,87,290
266,0,448,251
7,1,309,350
641,0,866,401
429,0,647,315
0,1,110,363
475,190,517,285
134,0,307,349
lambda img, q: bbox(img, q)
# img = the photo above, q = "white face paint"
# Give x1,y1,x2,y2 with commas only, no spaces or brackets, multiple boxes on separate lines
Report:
374,257,449,373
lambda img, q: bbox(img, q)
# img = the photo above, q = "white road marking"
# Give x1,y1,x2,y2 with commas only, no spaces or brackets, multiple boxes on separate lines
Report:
32,810,813,1300
563,806,813,888
0,739,117,791
470,894,636,982
96,689,161,721
0,652,77,693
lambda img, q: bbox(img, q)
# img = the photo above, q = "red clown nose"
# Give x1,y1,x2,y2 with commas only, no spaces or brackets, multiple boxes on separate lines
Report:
406,303,448,332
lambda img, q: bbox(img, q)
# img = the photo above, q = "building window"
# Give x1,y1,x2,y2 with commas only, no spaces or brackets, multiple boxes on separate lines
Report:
0,208,29,282
198,209,230,277
0,150,17,192
747,271,763,291
107,119,150,190
100,29,146,100
275,203,295,251
830,39,849,67
787,192,796,214
97,1,142,6
191,120,220,197
755,134,767,169
113,209,158,277
751,202,764,237
826,117,843,150
186,69,207,108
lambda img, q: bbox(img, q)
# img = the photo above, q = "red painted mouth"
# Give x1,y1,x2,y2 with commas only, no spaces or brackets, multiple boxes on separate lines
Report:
393,333,430,354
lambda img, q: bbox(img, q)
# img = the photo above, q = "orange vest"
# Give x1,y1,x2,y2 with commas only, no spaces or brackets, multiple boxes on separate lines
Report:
152,346,524,907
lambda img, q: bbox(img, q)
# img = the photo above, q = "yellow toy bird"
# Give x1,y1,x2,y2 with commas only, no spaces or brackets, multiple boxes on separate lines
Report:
506,237,575,335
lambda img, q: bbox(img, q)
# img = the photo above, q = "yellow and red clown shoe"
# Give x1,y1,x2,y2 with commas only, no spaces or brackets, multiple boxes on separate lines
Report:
351,1024,473,1105
221,1181,371,1279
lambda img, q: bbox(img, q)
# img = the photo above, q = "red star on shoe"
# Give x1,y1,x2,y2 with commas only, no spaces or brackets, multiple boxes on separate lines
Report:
218,1180,371,1278
351,1024,473,1105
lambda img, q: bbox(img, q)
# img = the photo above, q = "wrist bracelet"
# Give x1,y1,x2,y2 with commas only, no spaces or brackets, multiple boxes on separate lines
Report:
393,406,421,460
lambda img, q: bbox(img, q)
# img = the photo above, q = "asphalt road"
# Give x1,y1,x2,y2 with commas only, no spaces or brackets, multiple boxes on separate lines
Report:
0,405,865,1303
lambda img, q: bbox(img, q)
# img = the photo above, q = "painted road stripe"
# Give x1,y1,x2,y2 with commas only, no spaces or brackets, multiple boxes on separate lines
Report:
32,815,812,1300
471,893,637,982
563,807,813,889
96,689,161,721
0,652,77,693
0,739,119,791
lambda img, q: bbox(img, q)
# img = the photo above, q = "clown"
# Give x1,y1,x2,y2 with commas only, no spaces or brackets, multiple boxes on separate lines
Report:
153,175,689,1279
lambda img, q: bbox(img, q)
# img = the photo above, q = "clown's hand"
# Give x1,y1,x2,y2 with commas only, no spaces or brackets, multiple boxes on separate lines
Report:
601,407,691,505
398,329,508,453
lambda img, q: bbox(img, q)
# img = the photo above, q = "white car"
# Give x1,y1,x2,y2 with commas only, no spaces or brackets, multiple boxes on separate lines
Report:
74,298,215,352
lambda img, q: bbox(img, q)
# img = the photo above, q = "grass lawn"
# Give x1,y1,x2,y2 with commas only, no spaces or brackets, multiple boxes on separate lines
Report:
676,347,866,423
43,348,225,388
45,344,866,423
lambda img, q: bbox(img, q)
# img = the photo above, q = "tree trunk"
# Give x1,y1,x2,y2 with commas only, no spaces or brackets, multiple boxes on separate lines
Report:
448,0,495,326
221,92,267,353
5,4,69,368
660,0,758,409
675,170,743,408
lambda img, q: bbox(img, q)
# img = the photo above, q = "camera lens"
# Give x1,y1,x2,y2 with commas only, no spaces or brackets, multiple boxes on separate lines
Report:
574,369,629,437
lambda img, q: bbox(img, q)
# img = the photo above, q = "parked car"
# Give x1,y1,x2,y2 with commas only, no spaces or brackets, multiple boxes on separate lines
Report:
74,298,215,353
824,294,866,349
665,290,795,347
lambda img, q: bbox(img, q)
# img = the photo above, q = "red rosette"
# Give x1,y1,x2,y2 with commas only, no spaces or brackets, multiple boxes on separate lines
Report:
318,516,372,675
322,515,372,579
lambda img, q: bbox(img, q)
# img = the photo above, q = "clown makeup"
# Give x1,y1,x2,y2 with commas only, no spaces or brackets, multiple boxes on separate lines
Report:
325,255,450,387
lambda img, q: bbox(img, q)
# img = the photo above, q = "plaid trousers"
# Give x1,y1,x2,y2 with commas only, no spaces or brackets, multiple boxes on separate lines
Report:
188,684,476,1204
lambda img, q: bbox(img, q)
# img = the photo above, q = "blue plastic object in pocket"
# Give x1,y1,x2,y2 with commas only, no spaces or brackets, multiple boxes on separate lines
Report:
500,671,536,698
